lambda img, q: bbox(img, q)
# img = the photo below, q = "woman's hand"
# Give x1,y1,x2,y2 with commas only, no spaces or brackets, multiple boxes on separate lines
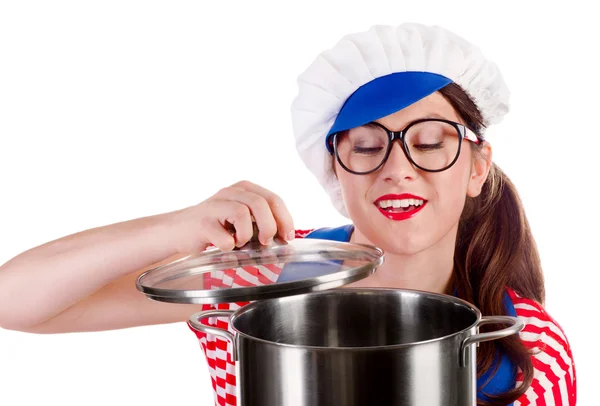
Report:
167,180,296,253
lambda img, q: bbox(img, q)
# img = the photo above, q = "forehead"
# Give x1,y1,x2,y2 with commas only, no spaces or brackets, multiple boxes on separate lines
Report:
373,92,460,130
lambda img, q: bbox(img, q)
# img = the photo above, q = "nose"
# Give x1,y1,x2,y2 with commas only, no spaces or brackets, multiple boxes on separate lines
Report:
379,141,418,182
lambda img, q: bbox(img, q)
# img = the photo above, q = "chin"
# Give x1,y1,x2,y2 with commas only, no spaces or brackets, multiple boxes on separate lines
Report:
359,225,429,255
379,239,429,256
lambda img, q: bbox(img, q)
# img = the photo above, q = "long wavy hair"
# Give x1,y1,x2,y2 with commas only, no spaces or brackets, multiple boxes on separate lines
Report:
440,83,545,405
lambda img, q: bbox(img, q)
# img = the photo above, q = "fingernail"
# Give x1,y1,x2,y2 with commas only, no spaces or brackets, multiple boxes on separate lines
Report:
287,230,295,241
259,236,272,245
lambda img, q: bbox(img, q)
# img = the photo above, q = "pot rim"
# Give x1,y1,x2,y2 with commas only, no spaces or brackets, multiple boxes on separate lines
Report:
227,287,483,350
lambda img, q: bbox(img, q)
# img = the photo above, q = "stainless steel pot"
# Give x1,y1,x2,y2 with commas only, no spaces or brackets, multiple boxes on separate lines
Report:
189,288,523,406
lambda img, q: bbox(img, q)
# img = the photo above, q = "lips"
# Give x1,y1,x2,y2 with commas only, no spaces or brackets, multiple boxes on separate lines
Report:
374,193,427,221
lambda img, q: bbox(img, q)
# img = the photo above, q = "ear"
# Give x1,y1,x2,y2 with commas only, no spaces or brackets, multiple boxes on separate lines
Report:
466,142,492,198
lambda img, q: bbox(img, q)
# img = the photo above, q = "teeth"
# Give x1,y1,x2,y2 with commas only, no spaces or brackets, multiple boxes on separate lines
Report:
377,199,424,209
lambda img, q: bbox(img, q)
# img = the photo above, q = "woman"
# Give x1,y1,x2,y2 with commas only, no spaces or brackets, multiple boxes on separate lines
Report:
0,23,575,405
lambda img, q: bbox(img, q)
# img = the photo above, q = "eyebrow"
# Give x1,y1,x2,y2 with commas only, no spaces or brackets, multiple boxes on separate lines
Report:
366,113,453,128
421,113,449,120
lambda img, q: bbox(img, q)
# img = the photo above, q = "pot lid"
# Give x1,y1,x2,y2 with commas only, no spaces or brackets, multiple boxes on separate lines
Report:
136,223,384,304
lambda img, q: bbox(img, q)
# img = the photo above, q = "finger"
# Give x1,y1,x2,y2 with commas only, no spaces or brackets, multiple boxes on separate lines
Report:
216,187,278,245
219,201,254,247
230,181,295,241
200,217,236,252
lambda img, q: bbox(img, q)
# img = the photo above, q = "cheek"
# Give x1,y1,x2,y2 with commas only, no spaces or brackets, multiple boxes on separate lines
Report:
430,161,472,216
337,170,372,212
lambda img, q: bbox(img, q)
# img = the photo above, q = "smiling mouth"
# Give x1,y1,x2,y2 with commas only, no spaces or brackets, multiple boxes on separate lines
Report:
374,195,428,221
376,198,425,213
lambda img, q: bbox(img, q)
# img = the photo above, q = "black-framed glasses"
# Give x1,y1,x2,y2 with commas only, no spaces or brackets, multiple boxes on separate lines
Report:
327,118,481,174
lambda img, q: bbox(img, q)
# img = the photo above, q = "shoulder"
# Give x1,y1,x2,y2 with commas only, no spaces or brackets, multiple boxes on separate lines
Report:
506,288,577,405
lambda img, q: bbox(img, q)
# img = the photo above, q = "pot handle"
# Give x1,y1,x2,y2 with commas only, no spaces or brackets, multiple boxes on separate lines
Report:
189,310,238,361
460,316,524,367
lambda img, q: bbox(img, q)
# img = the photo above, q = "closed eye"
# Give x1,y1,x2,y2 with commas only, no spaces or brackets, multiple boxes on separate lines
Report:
353,146,384,155
412,143,443,151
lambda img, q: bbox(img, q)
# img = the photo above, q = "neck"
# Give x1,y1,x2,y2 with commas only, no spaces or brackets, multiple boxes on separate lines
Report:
347,225,458,294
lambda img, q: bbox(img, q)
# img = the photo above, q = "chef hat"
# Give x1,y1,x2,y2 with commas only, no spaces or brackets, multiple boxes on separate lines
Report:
290,22,510,218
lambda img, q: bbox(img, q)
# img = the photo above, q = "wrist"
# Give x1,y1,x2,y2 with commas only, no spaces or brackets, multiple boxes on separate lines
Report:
153,207,193,254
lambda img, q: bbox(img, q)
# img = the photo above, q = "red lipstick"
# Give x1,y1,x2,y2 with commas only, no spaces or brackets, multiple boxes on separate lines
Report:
374,194,427,221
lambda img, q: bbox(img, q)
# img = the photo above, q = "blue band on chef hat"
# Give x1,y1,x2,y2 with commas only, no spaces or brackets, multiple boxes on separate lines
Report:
325,71,453,153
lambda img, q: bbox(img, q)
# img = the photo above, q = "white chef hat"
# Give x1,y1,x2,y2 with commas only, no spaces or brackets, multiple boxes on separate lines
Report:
290,22,510,218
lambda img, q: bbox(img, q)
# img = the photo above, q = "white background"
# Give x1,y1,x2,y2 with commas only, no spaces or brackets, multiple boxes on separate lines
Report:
0,1,597,405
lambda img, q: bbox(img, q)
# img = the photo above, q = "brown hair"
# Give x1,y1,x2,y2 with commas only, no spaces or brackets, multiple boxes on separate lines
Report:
439,83,545,405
